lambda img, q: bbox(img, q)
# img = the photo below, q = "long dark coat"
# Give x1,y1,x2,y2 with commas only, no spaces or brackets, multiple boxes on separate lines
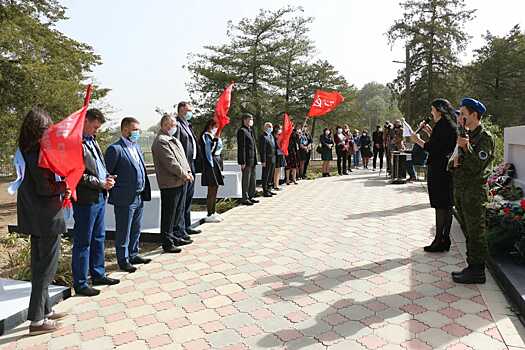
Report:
424,116,458,208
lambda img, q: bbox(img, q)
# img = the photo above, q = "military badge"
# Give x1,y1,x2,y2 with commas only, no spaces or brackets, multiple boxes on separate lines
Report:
479,150,488,160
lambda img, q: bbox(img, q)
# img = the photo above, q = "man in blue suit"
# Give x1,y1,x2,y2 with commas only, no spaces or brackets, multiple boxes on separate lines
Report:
105,117,151,273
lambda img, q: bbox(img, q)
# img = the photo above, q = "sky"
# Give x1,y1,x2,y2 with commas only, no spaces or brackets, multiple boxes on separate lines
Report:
57,0,525,128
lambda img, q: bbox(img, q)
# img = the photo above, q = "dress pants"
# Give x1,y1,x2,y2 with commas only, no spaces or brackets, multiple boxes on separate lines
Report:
373,147,384,169
160,186,186,249
72,193,106,290
27,234,60,321
241,165,256,200
184,161,195,230
303,152,311,177
262,161,275,193
114,194,143,266
336,152,348,175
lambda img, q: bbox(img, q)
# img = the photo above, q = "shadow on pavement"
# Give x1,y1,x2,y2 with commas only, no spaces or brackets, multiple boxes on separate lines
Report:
345,203,429,220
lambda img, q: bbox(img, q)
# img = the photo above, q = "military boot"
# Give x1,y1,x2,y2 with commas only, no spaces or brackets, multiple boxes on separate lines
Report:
452,264,486,284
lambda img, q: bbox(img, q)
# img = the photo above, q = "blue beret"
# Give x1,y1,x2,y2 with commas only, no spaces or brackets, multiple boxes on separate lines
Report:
460,98,486,115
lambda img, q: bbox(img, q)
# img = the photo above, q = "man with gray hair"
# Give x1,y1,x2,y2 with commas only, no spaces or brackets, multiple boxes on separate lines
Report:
151,114,194,253
259,121,277,197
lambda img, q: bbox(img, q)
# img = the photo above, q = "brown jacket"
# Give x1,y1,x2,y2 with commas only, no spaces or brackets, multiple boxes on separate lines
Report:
151,130,191,189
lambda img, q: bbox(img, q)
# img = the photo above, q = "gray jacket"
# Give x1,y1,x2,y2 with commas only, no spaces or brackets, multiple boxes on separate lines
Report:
151,130,191,189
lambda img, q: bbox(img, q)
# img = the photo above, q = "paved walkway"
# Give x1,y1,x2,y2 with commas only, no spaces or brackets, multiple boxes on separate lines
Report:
2,171,525,350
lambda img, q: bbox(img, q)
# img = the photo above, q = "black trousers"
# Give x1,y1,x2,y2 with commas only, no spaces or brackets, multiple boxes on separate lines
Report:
303,152,311,177
336,152,348,175
241,165,256,200
184,161,195,230
262,161,276,193
160,186,186,249
28,234,60,321
373,147,384,170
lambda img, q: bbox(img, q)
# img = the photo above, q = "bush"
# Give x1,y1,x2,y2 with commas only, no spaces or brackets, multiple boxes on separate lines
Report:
483,119,504,166
216,198,238,213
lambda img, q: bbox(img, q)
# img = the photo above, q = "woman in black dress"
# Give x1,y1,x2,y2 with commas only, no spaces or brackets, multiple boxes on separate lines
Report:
200,119,225,222
273,125,286,190
285,128,300,185
411,98,458,252
359,129,373,169
319,128,334,177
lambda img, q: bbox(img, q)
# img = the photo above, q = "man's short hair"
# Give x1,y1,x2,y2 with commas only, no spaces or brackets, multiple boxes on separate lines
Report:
242,113,253,121
160,114,174,127
121,116,140,130
86,108,106,124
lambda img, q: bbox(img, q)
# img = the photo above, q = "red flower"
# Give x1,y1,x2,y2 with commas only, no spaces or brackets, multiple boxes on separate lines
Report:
521,199,525,210
503,207,511,216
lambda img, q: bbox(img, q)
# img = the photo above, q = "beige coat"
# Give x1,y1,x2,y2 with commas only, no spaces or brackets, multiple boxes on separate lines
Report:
151,130,191,189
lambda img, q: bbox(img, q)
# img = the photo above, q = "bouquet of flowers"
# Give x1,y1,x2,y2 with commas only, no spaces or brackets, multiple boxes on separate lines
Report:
485,163,525,256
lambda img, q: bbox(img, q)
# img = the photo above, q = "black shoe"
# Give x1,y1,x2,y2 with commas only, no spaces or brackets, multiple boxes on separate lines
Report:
241,200,254,206
92,275,121,285
75,286,100,297
451,267,468,277
119,263,137,273
130,255,152,265
181,234,193,241
273,187,282,191
163,246,182,253
452,264,486,284
250,198,260,204
187,227,202,235
269,191,277,195
424,237,451,253
173,237,192,246
263,192,272,197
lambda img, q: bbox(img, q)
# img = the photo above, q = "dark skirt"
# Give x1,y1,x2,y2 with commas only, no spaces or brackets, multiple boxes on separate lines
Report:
320,147,333,161
276,154,286,168
285,152,299,169
299,149,309,161
201,155,224,187
427,166,453,208
360,146,373,158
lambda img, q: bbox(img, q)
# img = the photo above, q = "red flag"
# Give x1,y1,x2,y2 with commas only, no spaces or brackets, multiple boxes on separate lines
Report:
39,85,93,205
307,90,344,117
214,83,234,134
277,113,294,156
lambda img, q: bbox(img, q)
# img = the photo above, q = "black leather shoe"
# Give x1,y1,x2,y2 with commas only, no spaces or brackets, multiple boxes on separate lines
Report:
241,200,254,206
250,198,260,204
119,263,137,273
424,237,451,253
173,237,192,246
92,275,120,285
273,187,282,191
452,264,486,284
130,256,152,265
163,246,182,253
181,235,193,242
187,228,201,235
263,192,272,197
452,267,468,277
269,191,277,195
75,286,100,297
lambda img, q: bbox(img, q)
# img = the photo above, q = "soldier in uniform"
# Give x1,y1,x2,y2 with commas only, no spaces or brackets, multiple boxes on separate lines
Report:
449,97,495,284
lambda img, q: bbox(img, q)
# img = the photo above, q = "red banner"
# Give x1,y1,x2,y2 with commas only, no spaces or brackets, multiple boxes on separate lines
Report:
278,113,294,156
214,83,234,135
39,85,93,204
307,90,344,117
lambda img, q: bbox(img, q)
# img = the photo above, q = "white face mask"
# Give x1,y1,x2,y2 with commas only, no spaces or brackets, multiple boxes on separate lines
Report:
211,127,218,135
248,120,254,127
168,126,177,136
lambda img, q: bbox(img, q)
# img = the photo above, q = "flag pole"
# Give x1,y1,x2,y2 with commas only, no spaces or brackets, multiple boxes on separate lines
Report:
83,84,93,108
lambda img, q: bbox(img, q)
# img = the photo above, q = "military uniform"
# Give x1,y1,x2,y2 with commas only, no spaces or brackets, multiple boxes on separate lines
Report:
450,124,495,282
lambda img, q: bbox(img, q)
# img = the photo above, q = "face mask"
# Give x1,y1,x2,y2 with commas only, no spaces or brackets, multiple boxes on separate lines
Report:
248,120,254,127
211,127,218,135
337,129,342,134
129,130,140,143
185,111,193,120
266,127,273,134
363,133,367,136
168,126,177,136
325,131,330,135
277,130,282,135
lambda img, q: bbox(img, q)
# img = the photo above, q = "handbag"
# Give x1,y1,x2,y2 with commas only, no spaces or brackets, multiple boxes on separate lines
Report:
316,145,323,154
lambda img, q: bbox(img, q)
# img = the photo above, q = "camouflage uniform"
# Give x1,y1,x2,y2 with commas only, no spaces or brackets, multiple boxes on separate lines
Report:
450,125,495,266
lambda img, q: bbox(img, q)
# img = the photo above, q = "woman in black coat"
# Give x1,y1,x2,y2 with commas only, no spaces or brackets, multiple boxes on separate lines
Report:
16,107,70,335
200,119,224,222
411,98,458,252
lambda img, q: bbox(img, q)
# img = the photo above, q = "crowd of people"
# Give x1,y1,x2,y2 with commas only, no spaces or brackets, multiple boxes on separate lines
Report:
14,95,494,336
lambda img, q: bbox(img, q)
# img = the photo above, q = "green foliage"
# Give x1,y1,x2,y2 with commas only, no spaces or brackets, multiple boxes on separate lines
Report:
483,118,504,166
387,0,475,122
215,198,238,214
464,25,525,127
0,0,107,164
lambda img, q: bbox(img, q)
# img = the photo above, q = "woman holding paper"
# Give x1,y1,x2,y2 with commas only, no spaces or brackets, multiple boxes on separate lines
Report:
16,107,70,335
411,99,458,253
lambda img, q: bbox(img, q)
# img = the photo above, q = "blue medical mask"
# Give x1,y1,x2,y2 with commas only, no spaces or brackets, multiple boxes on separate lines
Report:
168,126,177,136
185,111,193,120
266,127,273,134
129,130,140,143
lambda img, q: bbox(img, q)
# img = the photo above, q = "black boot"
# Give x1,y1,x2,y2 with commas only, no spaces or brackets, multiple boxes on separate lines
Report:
424,236,451,252
452,264,486,284
425,209,452,253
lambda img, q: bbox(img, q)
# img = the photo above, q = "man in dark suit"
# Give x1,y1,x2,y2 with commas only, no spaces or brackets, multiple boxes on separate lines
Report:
259,122,277,197
237,113,259,205
175,102,201,235
105,117,152,273
73,109,120,297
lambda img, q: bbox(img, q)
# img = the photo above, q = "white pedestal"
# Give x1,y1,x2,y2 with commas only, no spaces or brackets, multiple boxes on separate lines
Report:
504,126,525,189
